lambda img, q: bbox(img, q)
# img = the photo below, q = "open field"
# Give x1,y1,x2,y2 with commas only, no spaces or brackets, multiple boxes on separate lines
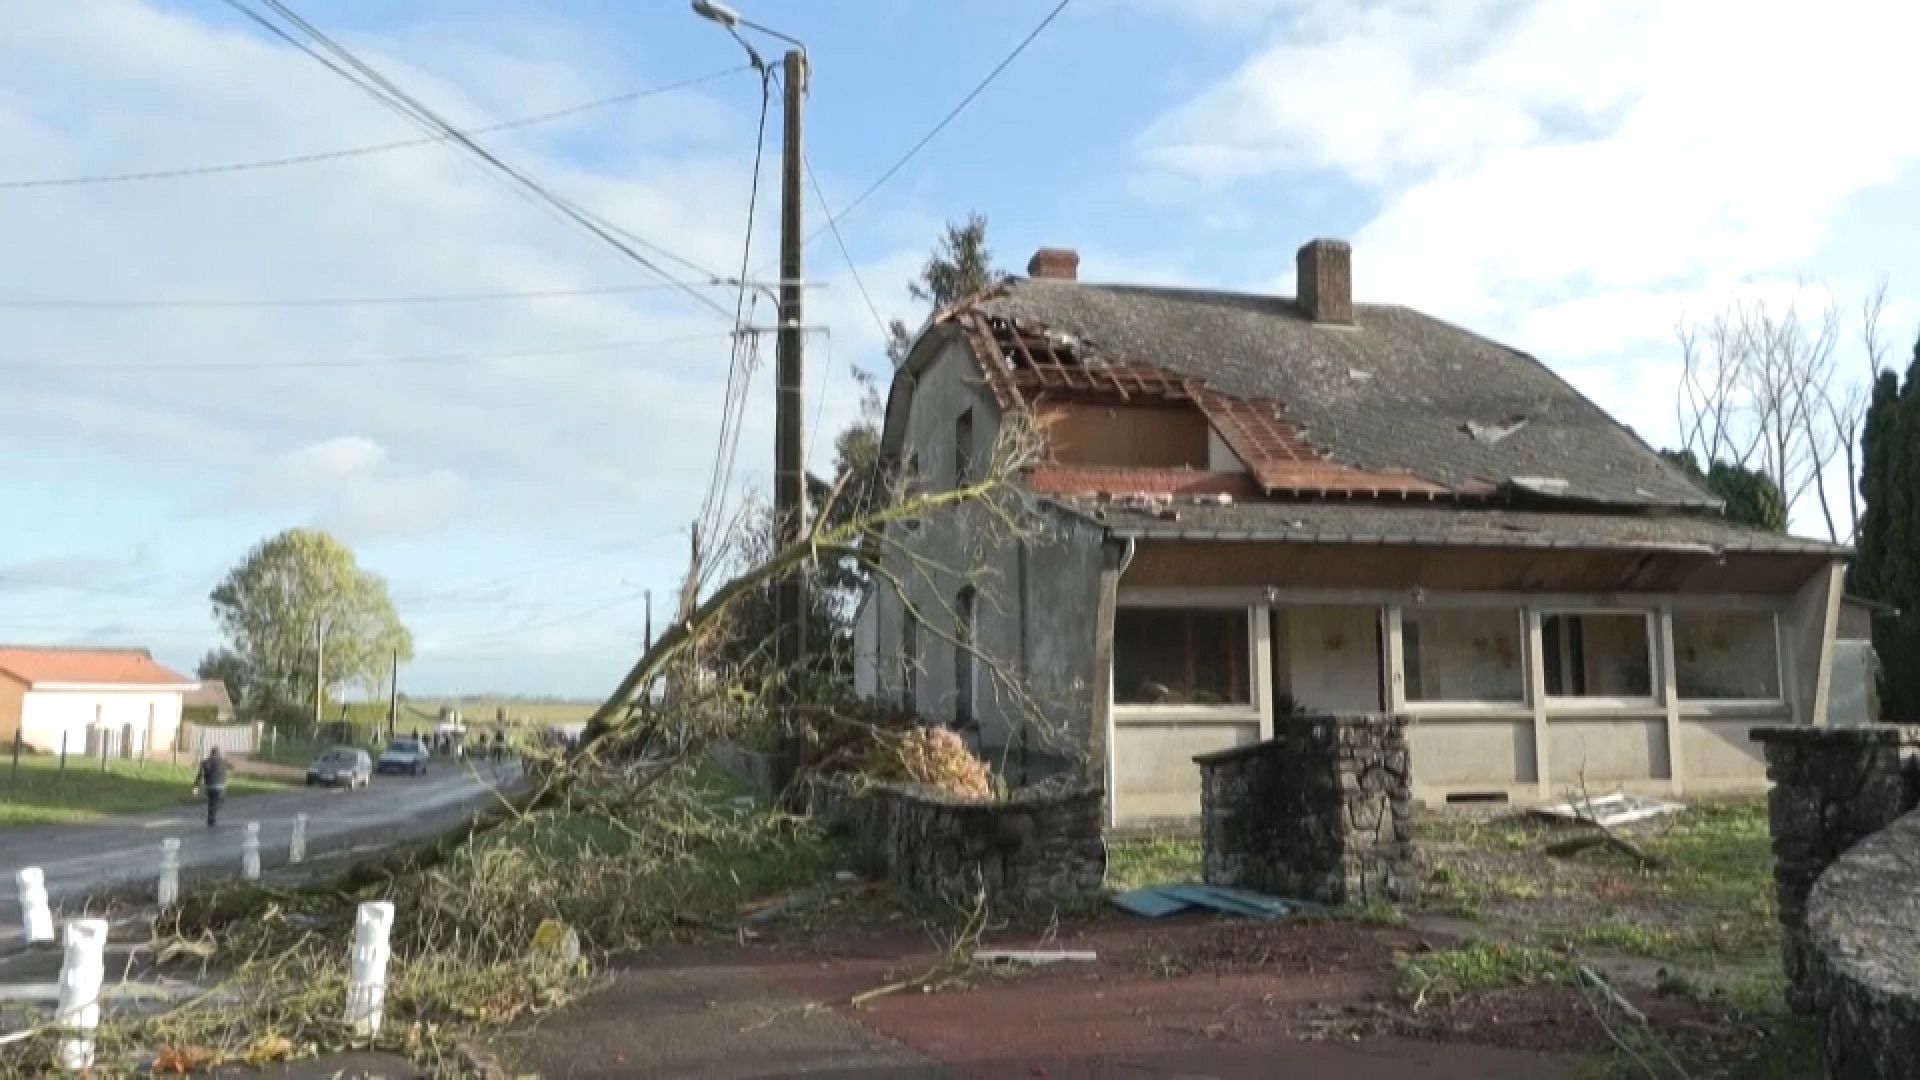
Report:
0,752,292,826
403,697,598,728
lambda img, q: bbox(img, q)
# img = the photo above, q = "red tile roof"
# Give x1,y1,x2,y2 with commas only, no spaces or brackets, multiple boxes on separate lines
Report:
0,647,195,689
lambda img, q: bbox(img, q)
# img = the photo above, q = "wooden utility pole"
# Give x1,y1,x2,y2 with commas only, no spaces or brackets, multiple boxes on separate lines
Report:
774,47,808,688
313,615,327,736
643,590,654,652
387,648,400,740
771,46,809,799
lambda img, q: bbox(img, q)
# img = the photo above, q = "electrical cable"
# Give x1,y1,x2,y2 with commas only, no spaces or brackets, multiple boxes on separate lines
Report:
0,282,749,311
0,331,730,372
803,0,1071,244
224,0,733,320
0,67,746,190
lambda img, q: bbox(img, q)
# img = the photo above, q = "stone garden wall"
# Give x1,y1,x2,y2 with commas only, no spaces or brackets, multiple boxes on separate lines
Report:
1194,714,1415,907
803,775,1106,910
707,741,779,798
1752,725,1920,1079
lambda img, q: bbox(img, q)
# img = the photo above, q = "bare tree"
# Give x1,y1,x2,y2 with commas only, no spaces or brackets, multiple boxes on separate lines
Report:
1675,284,1887,542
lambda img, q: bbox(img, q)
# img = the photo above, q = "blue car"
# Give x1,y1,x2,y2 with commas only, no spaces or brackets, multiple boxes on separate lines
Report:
376,737,430,776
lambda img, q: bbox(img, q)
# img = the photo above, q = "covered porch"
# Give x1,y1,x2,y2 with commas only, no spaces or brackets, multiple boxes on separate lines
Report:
1088,504,1849,828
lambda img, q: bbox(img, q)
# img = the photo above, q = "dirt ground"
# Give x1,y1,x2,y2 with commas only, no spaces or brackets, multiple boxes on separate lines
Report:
496,798,1819,1078
504,917,1585,1078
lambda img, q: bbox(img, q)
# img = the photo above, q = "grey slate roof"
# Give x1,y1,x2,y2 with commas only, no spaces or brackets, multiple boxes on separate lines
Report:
1060,500,1849,556
978,280,1716,511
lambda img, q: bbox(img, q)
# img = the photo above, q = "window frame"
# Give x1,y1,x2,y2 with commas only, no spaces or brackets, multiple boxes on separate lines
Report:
954,408,974,486
954,586,978,729
1110,602,1258,715
1395,606,1530,713
1539,608,1661,710
1670,608,1788,708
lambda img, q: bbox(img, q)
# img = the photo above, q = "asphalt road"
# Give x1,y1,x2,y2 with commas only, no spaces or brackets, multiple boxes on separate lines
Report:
0,759,518,928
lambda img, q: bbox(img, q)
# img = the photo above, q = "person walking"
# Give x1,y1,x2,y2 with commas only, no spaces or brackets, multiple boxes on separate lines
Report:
193,746,229,828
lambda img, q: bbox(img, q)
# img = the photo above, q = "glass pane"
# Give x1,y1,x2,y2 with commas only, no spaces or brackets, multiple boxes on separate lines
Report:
1674,612,1780,700
1543,613,1652,698
1114,608,1250,706
1402,609,1525,703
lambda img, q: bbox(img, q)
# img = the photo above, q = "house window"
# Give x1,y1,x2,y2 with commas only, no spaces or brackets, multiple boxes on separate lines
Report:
1674,612,1782,701
1402,609,1525,704
955,587,977,728
1114,607,1250,706
954,409,974,485
902,612,920,712
1542,612,1654,699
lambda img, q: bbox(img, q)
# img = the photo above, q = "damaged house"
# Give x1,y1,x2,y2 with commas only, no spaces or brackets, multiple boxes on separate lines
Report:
852,240,1849,828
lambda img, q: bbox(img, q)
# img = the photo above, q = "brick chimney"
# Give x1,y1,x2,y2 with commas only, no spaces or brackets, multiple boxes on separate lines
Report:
1027,247,1080,282
1296,238,1353,325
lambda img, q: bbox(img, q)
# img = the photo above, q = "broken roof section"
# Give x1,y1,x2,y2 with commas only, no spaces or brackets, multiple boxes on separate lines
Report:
943,269,1718,512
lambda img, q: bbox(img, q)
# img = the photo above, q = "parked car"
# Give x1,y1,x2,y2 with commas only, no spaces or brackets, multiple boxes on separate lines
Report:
307,747,373,789
376,737,430,776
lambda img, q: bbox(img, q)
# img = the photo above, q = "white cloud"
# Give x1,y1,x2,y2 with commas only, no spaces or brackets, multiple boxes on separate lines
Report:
0,2,925,689
1140,0,1920,332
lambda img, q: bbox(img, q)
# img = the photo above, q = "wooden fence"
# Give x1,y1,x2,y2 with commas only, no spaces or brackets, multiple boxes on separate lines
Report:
176,722,261,757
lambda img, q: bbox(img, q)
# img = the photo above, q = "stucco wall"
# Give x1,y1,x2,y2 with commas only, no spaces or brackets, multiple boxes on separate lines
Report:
0,676,23,745
20,688,183,755
867,338,1105,774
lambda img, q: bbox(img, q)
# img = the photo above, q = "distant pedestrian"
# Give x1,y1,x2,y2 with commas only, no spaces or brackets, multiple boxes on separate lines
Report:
193,746,229,828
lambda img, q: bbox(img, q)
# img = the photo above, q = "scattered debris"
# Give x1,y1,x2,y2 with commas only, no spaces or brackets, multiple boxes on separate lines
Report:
1535,794,1681,829
833,871,860,884
1112,884,1318,921
738,885,834,924
1537,794,1676,869
973,949,1096,967
1463,415,1529,444
1349,368,1374,382
1578,965,1646,1025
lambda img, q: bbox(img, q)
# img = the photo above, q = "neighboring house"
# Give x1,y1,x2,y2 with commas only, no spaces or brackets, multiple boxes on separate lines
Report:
0,646,197,757
854,239,1852,828
182,680,238,726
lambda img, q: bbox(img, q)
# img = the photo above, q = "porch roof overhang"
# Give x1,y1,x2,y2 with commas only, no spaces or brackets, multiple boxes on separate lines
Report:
1058,500,1850,558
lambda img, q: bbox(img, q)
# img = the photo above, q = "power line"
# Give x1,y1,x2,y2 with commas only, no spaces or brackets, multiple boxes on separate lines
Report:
223,0,734,321
0,331,730,372
0,282,765,311
805,0,1071,245
803,152,891,346
0,67,746,190
695,69,777,553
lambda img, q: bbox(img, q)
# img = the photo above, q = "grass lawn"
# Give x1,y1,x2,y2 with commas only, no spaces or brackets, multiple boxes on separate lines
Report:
1417,799,1778,969
0,753,291,827
1106,832,1204,890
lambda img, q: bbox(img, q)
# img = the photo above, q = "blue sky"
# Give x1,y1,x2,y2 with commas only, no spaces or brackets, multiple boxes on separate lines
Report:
3,0,1916,696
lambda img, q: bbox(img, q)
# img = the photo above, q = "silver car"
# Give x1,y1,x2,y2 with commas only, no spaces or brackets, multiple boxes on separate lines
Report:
307,747,373,789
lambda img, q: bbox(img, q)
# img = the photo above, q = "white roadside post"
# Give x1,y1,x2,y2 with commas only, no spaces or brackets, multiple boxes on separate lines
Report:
289,813,308,865
241,821,261,881
344,901,395,1038
55,918,108,1072
15,867,53,944
158,838,181,908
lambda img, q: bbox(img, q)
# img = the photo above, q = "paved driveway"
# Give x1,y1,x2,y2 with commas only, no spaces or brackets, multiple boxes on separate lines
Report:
0,759,518,932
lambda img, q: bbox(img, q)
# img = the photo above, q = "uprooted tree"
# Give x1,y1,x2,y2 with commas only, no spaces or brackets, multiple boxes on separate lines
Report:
576,418,1071,789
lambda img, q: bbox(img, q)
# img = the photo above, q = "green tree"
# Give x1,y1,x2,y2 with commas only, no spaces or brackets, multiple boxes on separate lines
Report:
1853,334,1920,717
885,213,998,367
1658,450,1789,532
195,647,254,712
209,528,413,721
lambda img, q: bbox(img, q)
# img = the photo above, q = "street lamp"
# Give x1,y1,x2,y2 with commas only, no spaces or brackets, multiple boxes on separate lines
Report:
690,0,810,797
